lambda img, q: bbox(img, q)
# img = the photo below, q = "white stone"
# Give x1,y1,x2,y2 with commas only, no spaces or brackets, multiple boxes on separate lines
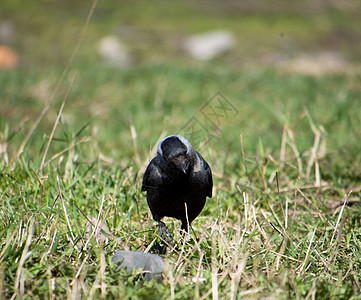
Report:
98,35,131,67
183,31,235,61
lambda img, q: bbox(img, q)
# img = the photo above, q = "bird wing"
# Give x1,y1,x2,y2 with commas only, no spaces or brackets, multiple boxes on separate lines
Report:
141,157,162,192
196,152,213,198
204,159,213,198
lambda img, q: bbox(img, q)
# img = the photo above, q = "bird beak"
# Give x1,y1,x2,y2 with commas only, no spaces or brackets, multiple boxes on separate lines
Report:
179,163,187,174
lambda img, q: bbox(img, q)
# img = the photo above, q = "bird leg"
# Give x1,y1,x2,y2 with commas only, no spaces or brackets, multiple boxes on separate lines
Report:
158,221,175,247
181,220,189,233
181,220,198,242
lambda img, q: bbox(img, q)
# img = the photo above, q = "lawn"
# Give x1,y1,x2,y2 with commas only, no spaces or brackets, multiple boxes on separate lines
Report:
1,0,361,299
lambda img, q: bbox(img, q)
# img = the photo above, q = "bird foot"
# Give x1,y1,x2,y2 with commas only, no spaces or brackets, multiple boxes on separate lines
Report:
158,222,176,248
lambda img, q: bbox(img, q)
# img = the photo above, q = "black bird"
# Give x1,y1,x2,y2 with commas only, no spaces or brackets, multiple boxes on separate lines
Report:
142,135,213,242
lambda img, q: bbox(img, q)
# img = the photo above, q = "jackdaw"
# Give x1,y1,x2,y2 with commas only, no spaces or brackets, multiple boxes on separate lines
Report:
142,135,213,243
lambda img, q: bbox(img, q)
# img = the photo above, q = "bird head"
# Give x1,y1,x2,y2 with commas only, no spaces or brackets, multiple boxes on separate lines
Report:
169,153,189,174
157,135,192,174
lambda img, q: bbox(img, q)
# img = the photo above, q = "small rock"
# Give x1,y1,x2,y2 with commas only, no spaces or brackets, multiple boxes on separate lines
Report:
112,250,165,281
183,30,235,61
98,35,132,68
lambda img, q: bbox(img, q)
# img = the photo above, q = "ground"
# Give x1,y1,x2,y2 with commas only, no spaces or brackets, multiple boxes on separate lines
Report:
1,0,361,298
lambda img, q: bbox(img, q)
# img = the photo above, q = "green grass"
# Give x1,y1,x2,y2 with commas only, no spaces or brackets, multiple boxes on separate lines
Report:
1,63,361,299
1,0,361,299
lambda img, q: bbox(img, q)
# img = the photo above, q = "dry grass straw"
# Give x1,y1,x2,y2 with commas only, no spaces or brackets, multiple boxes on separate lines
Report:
14,218,35,299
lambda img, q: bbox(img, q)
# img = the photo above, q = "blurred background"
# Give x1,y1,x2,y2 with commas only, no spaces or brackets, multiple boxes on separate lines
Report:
1,0,361,164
